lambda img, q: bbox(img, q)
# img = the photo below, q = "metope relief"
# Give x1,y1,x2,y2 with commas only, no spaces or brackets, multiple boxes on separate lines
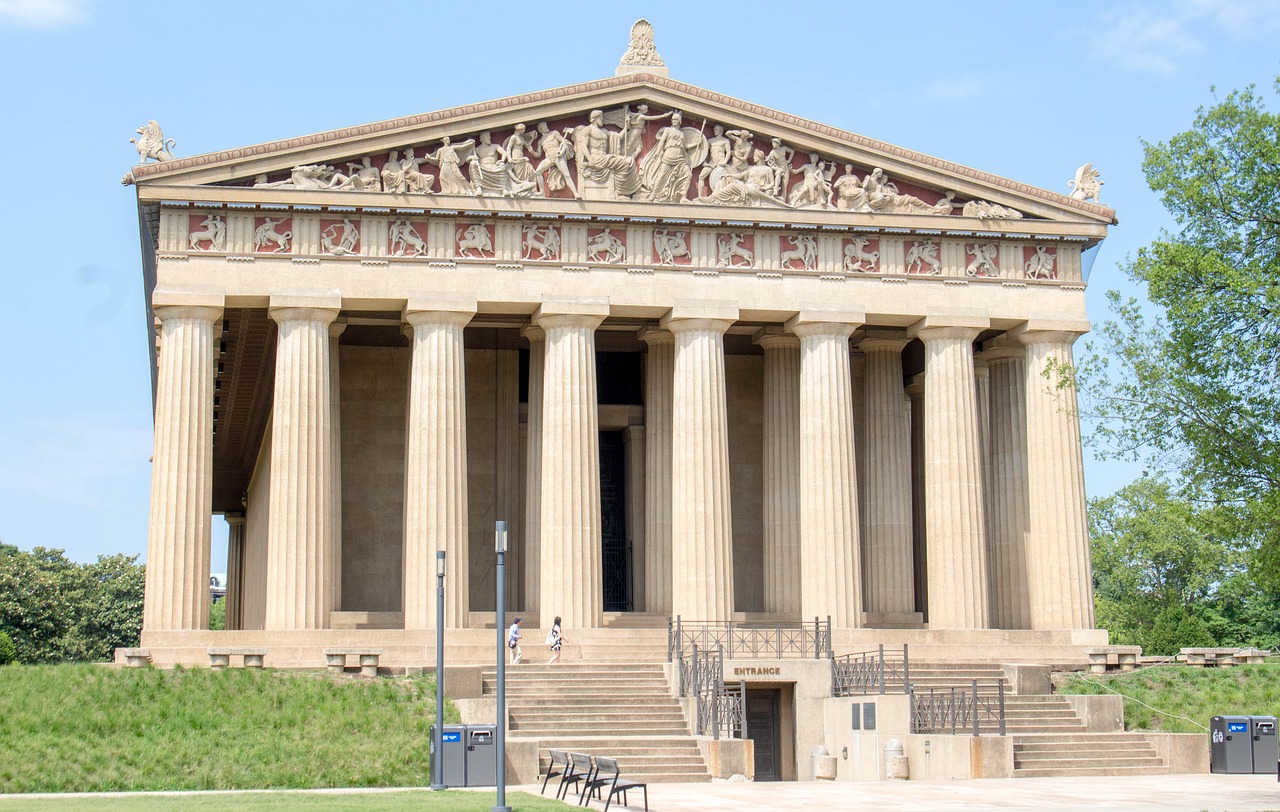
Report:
586,228,626,263
456,224,495,259
965,243,999,278
780,235,818,271
253,217,292,253
652,229,690,266
320,219,361,256
389,221,429,257
715,233,754,268
1024,245,1057,280
842,237,879,273
905,240,942,275
522,224,561,261
189,214,226,252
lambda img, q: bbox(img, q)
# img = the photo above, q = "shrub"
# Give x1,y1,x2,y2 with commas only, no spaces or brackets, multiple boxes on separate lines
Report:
0,631,15,665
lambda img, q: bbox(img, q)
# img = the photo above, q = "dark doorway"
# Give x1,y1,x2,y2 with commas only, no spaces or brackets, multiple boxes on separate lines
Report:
599,430,632,611
747,689,782,781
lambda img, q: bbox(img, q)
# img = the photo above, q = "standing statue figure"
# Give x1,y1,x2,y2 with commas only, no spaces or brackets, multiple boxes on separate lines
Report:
503,124,539,185
575,109,643,200
620,104,670,159
131,120,176,163
424,136,476,196
788,153,836,209
697,124,732,197
639,111,709,203
532,123,578,197
765,138,795,199
1068,162,1104,202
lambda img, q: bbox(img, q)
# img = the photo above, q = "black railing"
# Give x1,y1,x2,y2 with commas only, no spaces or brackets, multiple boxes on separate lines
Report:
667,616,832,661
676,643,747,741
831,644,910,696
910,680,1006,736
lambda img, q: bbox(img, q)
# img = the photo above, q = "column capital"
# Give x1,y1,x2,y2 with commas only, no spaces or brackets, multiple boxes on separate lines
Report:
662,317,734,335
785,307,864,335
535,297,609,323
404,309,475,329
269,290,341,315
639,326,675,347
520,323,546,343
152,285,225,312
329,319,348,339
904,373,925,397
856,330,910,354
788,320,855,340
979,335,1024,363
153,304,224,323
753,327,800,351
661,300,739,333
405,293,478,316
973,356,990,379
1011,324,1089,347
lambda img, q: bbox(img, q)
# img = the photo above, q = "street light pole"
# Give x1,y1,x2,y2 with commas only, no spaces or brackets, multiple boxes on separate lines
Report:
493,521,511,812
431,550,446,791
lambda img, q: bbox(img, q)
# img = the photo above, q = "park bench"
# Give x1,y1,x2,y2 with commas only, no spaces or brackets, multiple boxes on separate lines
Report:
1083,645,1142,673
559,752,595,803
208,647,266,670
324,647,384,677
582,755,648,811
540,749,568,796
118,648,152,668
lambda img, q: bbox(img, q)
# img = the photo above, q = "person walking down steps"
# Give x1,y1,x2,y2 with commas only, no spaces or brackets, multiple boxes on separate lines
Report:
507,617,523,665
546,616,567,664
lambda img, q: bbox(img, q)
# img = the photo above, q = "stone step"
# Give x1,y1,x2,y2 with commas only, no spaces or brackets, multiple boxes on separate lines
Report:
1014,754,1164,769
513,712,688,724
1013,733,1153,744
1015,741,1158,754
512,723,692,736
1014,765,1170,778
506,696,678,707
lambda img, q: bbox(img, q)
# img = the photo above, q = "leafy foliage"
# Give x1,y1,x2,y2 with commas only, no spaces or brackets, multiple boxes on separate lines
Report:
0,545,144,663
0,631,15,665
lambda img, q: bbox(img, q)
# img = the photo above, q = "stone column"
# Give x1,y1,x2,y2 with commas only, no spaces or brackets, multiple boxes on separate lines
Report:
973,356,993,621
664,303,738,622
624,426,647,607
225,514,246,631
537,301,608,629
328,321,345,613
1016,325,1094,630
265,293,340,630
858,333,915,616
402,298,475,630
521,325,545,621
755,329,801,615
983,338,1031,629
640,328,674,615
144,298,222,631
905,374,927,620
909,318,990,629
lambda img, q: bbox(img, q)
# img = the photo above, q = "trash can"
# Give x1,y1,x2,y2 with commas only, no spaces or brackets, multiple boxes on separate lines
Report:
1251,716,1277,775
1211,716,1254,773
429,724,468,787
462,724,497,787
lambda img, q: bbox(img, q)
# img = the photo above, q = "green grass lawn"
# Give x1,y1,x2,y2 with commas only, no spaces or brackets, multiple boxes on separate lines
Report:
0,664,475,794
0,790,572,811
1055,663,1280,733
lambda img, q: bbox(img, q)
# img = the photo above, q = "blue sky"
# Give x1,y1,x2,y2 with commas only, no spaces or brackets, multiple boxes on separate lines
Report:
1,0,1277,566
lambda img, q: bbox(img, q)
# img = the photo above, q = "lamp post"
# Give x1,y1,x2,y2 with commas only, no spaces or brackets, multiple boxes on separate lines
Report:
431,550,446,791
493,521,511,812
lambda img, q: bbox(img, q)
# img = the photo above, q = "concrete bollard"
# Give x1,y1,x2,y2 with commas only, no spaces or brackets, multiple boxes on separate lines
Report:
885,738,909,780
812,745,837,780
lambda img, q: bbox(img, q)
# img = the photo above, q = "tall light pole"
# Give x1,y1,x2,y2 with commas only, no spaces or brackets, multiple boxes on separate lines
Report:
493,521,511,812
432,550,446,791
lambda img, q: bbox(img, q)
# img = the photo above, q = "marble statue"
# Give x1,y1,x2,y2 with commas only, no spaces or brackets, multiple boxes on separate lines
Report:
424,136,476,196
523,224,561,261
253,165,339,191
189,215,226,251
253,217,291,253
890,190,956,216
381,151,407,194
787,153,836,209
843,237,878,273
716,233,753,268
456,224,493,258
653,229,690,265
1068,163,1103,202
321,219,360,255
962,199,1023,220
639,111,709,203
331,157,382,192
532,123,577,196
905,240,942,275
587,229,625,263
698,124,731,197
1024,245,1057,279
389,220,427,256
965,243,999,278
780,234,817,270
832,165,867,211
696,149,786,208
503,124,539,186
620,104,670,159
401,148,436,194
132,120,175,163
765,139,795,200
576,109,643,200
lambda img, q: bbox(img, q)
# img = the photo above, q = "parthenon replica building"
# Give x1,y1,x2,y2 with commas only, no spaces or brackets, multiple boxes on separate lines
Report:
126,22,1114,667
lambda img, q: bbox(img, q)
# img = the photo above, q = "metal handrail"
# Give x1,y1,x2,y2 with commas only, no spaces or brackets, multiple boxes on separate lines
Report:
831,644,910,696
668,616,832,661
677,643,747,741
909,679,1006,736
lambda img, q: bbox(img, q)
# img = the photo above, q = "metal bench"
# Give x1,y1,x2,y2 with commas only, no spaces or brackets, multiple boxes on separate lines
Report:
324,647,383,677
540,749,569,796
208,647,266,669
582,755,648,811
560,752,595,803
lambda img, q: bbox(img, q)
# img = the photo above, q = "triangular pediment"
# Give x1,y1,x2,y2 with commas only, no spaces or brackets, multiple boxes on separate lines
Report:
126,73,1114,227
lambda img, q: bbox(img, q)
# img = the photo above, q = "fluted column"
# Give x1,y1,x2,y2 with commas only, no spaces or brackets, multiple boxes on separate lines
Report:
665,306,737,621
225,514,245,630
905,374,927,620
538,302,607,629
790,313,863,627
266,296,339,630
984,339,1030,629
640,328,674,615
858,334,915,615
910,320,990,629
402,300,475,630
328,321,346,613
144,301,222,631
521,325,545,621
756,330,801,615
1018,326,1094,629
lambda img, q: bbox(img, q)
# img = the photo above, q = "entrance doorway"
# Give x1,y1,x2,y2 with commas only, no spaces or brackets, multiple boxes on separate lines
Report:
747,689,783,781
599,430,632,611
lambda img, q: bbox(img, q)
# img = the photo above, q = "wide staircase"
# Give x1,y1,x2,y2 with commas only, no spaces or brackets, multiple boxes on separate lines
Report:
910,661,1168,777
481,661,712,783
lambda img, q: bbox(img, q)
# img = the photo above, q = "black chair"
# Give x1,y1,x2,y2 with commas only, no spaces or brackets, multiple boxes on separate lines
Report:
559,751,595,802
541,749,568,796
582,755,647,811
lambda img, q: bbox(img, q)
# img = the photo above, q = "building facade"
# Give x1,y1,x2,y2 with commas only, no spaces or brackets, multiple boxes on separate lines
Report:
126,27,1114,666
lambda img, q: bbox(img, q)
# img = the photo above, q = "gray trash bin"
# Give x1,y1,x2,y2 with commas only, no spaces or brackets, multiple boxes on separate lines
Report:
429,724,468,787
1250,716,1277,775
464,724,498,786
1212,716,1257,773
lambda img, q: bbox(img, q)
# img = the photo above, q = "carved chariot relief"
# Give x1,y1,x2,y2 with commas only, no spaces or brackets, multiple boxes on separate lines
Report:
780,234,818,271
1024,245,1057,280
253,217,292,253
586,228,626,263
962,200,1023,220
456,224,495,259
652,229,690,266
843,237,879,273
965,243,999,278
189,214,226,252
905,240,942,275
716,233,754,268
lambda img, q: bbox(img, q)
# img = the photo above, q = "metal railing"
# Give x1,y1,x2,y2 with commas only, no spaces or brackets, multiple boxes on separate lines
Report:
831,644,910,696
676,643,747,741
910,680,1006,736
668,616,832,661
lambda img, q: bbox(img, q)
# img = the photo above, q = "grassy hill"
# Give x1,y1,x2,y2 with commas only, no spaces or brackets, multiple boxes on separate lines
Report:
1055,663,1280,733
